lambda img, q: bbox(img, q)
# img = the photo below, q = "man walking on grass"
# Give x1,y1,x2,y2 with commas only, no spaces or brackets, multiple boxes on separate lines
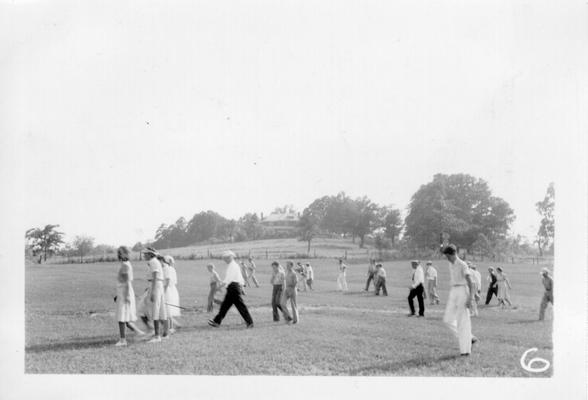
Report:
441,244,478,356
208,250,254,328
407,260,425,317
425,261,440,305
374,263,388,296
539,267,553,321
365,259,376,292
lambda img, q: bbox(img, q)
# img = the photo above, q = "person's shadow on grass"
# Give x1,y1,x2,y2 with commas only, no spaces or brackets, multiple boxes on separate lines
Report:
26,335,116,353
347,354,462,375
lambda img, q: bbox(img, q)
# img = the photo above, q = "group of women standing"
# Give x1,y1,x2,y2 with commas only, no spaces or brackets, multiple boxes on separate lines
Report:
115,246,181,346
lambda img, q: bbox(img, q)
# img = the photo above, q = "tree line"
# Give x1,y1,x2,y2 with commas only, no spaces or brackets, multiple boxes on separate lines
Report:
24,173,555,263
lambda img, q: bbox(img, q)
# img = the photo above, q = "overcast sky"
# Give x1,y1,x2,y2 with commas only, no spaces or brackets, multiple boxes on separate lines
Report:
3,0,583,246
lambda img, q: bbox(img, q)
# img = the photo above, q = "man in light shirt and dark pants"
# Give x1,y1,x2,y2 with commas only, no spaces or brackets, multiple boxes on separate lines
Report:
408,260,425,317
441,244,478,356
208,250,254,328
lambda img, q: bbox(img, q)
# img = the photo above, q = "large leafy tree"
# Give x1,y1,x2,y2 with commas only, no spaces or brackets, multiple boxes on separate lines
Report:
299,196,331,253
404,173,515,251
535,182,555,256
72,235,94,263
348,196,383,248
186,211,229,243
25,224,65,263
381,207,403,245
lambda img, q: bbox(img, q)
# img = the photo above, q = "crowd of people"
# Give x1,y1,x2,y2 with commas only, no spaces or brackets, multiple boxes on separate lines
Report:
112,244,554,357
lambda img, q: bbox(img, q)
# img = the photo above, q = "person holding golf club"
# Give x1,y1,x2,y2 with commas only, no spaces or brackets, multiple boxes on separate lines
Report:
162,255,181,333
143,248,169,342
208,250,254,328
114,246,145,346
441,244,478,356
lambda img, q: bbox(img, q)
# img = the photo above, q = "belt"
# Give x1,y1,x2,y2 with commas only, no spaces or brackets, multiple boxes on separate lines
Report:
452,284,466,287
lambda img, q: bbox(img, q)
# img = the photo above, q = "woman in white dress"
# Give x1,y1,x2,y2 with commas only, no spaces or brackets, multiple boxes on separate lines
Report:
496,267,513,308
115,246,144,346
162,255,181,333
337,259,348,291
142,248,168,343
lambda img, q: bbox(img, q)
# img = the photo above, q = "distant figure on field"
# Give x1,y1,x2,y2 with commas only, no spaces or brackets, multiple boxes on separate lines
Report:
305,263,314,290
374,263,388,296
407,260,425,317
496,267,513,308
240,260,251,287
539,267,553,321
208,250,254,328
485,267,498,305
270,261,292,323
206,263,223,313
441,244,478,356
337,259,348,291
296,262,308,292
247,256,260,288
467,262,481,317
365,259,376,292
114,246,144,346
425,261,440,305
284,261,299,323
143,248,169,343
162,255,181,332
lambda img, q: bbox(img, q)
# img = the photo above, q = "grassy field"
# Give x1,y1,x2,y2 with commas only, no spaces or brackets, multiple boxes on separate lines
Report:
25,258,553,376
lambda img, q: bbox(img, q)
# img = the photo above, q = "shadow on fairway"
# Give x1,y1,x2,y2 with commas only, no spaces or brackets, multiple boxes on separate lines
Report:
347,354,461,375
26,335,114,353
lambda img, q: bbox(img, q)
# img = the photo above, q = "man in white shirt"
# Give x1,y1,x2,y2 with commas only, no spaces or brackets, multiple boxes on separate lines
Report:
441,244,478,356
208,250,254,328
425,261,440,305
374,263,388,296
407,260,425,317
305,263,314,290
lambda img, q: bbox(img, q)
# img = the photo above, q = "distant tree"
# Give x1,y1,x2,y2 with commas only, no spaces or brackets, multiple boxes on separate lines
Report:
471,233,492,260
93,244,116,257
25,224,65,263
272,205,296,214
348,196,383,248
132,242,143,260
238,213,265,241
381,207,403,245
374,234,392,259
187,211,229,243
404,173,515,251
72,235,94,263
535,182,555,256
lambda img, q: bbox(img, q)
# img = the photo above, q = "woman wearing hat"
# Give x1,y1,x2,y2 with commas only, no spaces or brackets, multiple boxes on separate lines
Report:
143,248,169,342
114,246,145,346
162,255,181,333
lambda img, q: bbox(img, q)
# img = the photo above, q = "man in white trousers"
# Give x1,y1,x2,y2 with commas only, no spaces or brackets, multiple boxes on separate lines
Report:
441,244,478,356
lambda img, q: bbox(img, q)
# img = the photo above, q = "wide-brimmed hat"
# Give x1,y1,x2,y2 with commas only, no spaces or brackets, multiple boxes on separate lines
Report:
163,255,175,265
143,247,160,257
222,250,236,258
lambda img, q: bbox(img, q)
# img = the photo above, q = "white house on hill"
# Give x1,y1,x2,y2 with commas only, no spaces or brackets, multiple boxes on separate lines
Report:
260,210,300,235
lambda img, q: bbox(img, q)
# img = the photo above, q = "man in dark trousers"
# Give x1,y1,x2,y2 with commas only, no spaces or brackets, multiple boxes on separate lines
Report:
408,260,425,317
365,259,376,292
539,267,553,321
208,250,254,328
485,267,499,305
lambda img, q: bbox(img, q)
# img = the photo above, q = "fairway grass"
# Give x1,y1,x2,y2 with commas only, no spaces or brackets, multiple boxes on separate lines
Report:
25,259,553,376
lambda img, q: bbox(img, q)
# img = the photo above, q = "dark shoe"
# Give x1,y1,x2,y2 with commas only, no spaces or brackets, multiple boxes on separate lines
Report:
208,320,220,328
471,336,479,345
460,353,470,356
246,323,254,329
407,313,415,317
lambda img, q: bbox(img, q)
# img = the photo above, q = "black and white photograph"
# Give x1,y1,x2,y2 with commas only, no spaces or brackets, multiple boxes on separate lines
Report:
1,0,586,399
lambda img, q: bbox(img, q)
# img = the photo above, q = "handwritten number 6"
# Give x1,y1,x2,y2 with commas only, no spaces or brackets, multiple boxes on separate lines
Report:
520,348,550,373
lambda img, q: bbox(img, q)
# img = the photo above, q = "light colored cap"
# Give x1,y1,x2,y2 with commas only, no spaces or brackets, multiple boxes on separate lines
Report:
222,250,236,258
541,267,550,275
164,255,174,265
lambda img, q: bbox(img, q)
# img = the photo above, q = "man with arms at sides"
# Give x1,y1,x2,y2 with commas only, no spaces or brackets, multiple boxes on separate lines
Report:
365,259,376,292
539,267,553,321
208,250,254,328
425,261,440,305
441,244,478,356
407,260,425,317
